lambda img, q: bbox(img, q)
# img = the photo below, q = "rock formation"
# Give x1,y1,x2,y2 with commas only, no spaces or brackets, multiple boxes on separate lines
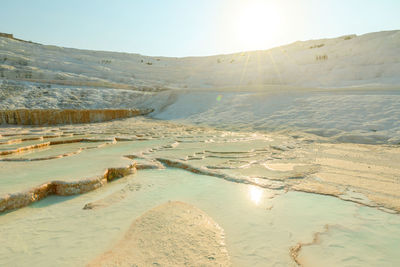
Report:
88,201,231,266
0,109,152,125
0,163,136,213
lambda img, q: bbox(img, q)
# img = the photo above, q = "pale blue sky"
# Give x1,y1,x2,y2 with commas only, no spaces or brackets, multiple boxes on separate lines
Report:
1,0,399,56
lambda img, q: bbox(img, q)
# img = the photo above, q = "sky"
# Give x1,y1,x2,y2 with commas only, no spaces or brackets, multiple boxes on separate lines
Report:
1,0,399,57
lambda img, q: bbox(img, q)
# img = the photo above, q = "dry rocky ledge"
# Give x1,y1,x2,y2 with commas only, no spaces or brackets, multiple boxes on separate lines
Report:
0,163,136,213
0,109,153,125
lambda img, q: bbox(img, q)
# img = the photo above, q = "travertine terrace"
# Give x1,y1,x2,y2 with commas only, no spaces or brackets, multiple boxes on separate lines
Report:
0,117,399,266
0,109,152,125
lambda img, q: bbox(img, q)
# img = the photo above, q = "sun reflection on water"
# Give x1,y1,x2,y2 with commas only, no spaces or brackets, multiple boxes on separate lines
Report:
249,185,263,205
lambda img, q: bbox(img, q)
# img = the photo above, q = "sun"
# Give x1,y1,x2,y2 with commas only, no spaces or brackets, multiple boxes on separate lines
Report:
235,1,281,50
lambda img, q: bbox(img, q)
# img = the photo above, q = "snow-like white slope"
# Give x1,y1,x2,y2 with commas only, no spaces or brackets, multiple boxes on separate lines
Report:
1,30,400,144
0,30,399,89
2,79,397,144
153,88,400,144
0,79,173,110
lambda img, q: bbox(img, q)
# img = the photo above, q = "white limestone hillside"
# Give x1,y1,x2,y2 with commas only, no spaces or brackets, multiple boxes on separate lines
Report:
1,30,400,144
153,88,400,144
0,30,399,89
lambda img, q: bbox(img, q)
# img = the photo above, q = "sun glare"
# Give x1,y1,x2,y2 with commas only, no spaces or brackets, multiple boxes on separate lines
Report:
249,185,264,205
236,1,281,50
